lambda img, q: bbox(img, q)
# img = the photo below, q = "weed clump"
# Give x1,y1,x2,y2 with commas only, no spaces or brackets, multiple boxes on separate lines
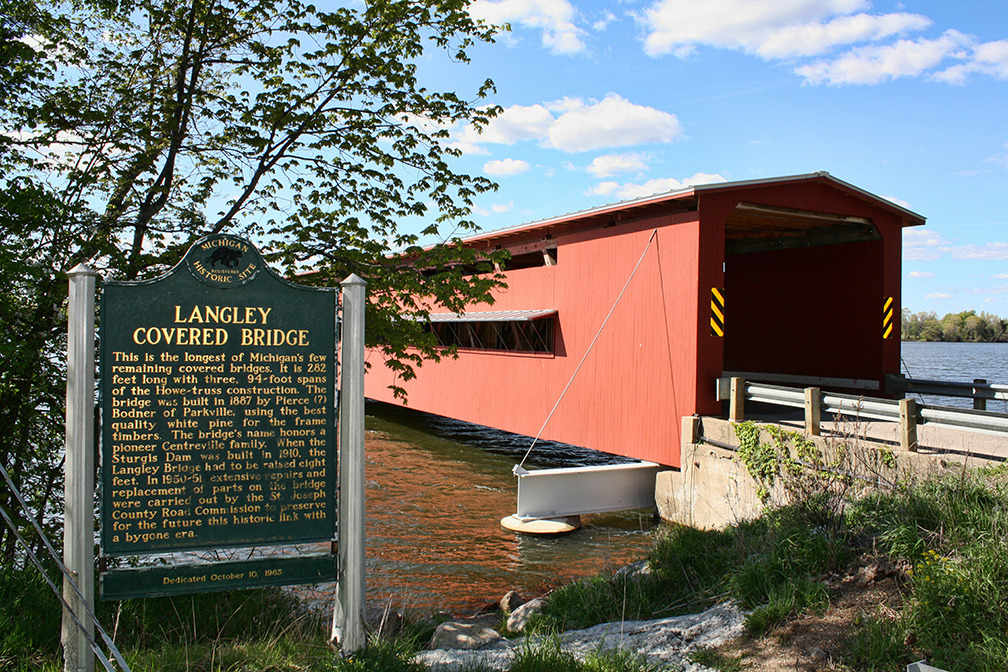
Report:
545,426,1008,672
846,465,1008,672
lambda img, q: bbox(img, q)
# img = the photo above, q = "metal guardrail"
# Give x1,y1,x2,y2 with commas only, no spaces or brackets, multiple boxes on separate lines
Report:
919,405,1008,434
724,371,1008,410
901,377,1008,405
717,377,1008,440
822,391,902,423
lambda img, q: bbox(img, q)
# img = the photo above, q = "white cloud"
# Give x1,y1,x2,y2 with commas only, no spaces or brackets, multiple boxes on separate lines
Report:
547,95,682,152
588,172,727,200
593,11,618,32
483,158,530,177
925,292,951,299
586,153,649,178
468,0,586,55
456,95,682,155
639,1,1008,86
491,202,514,213
994,273,1008,280
640,0,929,58
880,194,914,210
902,228,949,261
987,150,1008,170
757,13,931,59
908,271,934,279
973,39,1008,78
587,181,620,196
795,30,972,85
456,104,554,149
902,230,1008,262
949,242,1008,260
935,39,1008,83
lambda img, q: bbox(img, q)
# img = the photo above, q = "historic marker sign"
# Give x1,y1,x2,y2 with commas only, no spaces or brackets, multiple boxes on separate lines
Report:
99,235,337,596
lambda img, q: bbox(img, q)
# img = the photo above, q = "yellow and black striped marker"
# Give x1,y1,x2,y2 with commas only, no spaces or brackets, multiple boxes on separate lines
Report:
882,296,894,339
711,287,725,337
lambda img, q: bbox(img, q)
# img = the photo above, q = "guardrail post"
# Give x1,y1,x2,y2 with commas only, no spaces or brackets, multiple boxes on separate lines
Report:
729,377,745,422
804,387,821,436
974,379,987,411
899,398,918,452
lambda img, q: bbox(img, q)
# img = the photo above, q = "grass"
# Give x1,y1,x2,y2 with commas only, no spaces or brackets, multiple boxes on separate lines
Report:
687,647,745,672
0,581,339,672
489,636,661,672
541,459,1008,672
844,464,1008,672
6,460,1008,671
539,505,844,637
2,577,665,672
0,562,62,670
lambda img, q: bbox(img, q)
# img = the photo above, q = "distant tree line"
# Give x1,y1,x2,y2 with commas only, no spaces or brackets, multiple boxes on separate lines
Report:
902,309,1008,342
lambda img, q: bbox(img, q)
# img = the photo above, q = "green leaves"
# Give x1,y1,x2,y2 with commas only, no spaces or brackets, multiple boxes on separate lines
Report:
0,0,507,558
4,0,507,359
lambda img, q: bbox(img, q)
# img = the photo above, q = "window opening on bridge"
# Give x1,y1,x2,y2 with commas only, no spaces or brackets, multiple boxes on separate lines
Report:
503,247,557,271
424,310,556,353
411,247,557,278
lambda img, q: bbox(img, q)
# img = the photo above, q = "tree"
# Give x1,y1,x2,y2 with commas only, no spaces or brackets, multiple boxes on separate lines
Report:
0,0,507,562
901,309,1008,342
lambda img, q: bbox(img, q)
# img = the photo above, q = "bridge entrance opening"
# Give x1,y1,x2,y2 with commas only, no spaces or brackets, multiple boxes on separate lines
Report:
721,202,887,392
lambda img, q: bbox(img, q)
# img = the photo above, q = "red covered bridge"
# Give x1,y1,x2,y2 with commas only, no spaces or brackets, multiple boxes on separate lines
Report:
365,172,924,469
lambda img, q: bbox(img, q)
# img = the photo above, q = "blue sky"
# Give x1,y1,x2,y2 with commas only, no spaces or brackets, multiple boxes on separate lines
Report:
415,0,1008,316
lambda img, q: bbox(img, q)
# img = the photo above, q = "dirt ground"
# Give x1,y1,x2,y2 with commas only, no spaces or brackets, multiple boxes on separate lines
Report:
706,554,910,672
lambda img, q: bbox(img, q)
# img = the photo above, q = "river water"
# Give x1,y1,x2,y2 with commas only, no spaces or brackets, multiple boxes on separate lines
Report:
338,402,657,614
899,341,1008,411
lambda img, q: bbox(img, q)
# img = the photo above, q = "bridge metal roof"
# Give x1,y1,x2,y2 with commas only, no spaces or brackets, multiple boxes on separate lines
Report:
462,172,925,248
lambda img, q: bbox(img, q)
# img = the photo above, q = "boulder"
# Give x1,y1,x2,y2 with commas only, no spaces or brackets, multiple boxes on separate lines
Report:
430,621,503,650
499,590,523,614
506,597,545,633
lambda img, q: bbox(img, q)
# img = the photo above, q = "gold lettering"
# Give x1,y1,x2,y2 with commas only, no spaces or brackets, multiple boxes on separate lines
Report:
239,329,310,347
172,306,274,326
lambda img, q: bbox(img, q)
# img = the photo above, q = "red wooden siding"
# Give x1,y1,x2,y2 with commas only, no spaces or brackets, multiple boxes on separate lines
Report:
364,174,922,468
367,214,701,466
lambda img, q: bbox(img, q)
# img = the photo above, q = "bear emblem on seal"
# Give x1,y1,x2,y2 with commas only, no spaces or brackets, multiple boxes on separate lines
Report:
206,246,243,268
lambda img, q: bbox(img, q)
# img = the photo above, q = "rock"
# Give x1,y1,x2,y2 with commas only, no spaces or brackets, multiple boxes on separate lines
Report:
416,602,747,672
615,560,652,579
506,597,545,633
366,605,404,639
416,645,514,671
560,602,747,667
500,590,524,614
430,621,503,650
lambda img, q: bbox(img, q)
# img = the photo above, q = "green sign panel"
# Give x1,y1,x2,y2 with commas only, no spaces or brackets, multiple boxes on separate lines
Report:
100,554,337,600
100,235,337,559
